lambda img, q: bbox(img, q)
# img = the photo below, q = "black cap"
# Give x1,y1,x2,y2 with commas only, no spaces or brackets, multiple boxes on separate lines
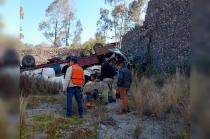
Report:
66,56,78,63
116,59,124,65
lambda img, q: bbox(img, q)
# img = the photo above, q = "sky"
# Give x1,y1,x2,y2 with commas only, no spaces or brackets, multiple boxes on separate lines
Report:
0,0,19,37
0,0,109,45
0,0,148,46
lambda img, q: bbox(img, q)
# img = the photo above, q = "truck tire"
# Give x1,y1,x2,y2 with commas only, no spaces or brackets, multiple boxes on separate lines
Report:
93,43,103,50
2,48,20,66
22,55,36,68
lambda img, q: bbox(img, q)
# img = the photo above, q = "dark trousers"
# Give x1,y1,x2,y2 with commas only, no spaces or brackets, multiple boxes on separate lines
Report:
67,86,83,117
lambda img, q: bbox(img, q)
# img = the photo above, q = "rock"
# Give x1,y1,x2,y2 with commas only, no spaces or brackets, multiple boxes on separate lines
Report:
99,123,107,130
34,133,47,139
122,0,191,74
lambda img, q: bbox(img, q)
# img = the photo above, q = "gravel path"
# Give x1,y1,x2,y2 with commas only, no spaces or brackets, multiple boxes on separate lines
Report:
97,100,163,139
96,100,184,139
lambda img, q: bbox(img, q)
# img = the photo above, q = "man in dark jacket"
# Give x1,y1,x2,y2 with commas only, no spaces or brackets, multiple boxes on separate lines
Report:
100,61,115,80
116,61,132,114
100,61,116,103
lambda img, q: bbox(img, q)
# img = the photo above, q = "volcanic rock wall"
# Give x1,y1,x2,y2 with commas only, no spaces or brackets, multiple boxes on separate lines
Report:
122,0,191,74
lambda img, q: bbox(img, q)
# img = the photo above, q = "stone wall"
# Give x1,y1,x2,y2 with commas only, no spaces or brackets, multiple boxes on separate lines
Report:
122,0,191,74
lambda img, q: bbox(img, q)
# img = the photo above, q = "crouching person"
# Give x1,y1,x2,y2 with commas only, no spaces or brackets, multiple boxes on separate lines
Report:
116,61,132,114
63,57,84,118
83,74,99,108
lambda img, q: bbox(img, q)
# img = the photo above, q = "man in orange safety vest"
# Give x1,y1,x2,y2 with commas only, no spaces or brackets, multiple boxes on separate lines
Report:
63,56,85,118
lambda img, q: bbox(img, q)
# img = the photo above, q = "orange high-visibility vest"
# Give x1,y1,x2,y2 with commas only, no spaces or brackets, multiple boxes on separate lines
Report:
71,64,84,86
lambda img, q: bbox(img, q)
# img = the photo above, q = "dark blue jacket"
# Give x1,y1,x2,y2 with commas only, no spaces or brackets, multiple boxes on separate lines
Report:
117,66,132,88
100,62,115,80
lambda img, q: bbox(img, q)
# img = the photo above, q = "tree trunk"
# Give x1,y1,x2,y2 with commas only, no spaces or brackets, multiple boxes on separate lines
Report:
114,0,117,47
119,16,124,49
65,21,71,46
54,20,58,47
104,30,106,43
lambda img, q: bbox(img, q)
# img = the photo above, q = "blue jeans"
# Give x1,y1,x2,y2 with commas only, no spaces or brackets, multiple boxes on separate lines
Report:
85,89,99,101
67,87,83,117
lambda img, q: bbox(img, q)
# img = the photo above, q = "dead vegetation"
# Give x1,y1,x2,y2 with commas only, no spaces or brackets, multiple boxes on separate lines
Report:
133,124,144,139
19,96,26,139
26,95,63,108
131,70,190,119
130,69,191,138
20,75,62,96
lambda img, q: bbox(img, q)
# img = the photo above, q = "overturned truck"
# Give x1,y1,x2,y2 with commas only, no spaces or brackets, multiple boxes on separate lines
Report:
19,43,129,85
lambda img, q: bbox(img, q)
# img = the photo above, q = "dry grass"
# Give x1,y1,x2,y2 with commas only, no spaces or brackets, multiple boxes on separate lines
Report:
19,96,26,139
70,128,94,139
20,75,62,96
190,69,210,138
133,124,144,139
26,95,64,108
0,99,7,139
131,70,190,118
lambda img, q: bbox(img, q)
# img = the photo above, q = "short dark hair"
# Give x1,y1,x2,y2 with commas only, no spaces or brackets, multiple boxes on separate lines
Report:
116,60,125,66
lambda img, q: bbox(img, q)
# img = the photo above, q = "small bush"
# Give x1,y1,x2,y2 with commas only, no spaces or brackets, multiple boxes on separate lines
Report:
32,113,55,132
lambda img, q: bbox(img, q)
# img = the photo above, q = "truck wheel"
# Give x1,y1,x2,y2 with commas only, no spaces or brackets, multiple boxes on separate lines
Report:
93,43,103,50
22,55,36,67
2,48,20,66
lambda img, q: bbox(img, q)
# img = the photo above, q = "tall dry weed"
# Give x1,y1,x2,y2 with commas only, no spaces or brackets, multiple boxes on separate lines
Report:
0,99,7,139
190,69,210,138
132,70,190,118
19,96,26,139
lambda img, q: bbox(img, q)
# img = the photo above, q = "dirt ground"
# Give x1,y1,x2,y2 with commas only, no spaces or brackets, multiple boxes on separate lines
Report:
24,94,185,139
